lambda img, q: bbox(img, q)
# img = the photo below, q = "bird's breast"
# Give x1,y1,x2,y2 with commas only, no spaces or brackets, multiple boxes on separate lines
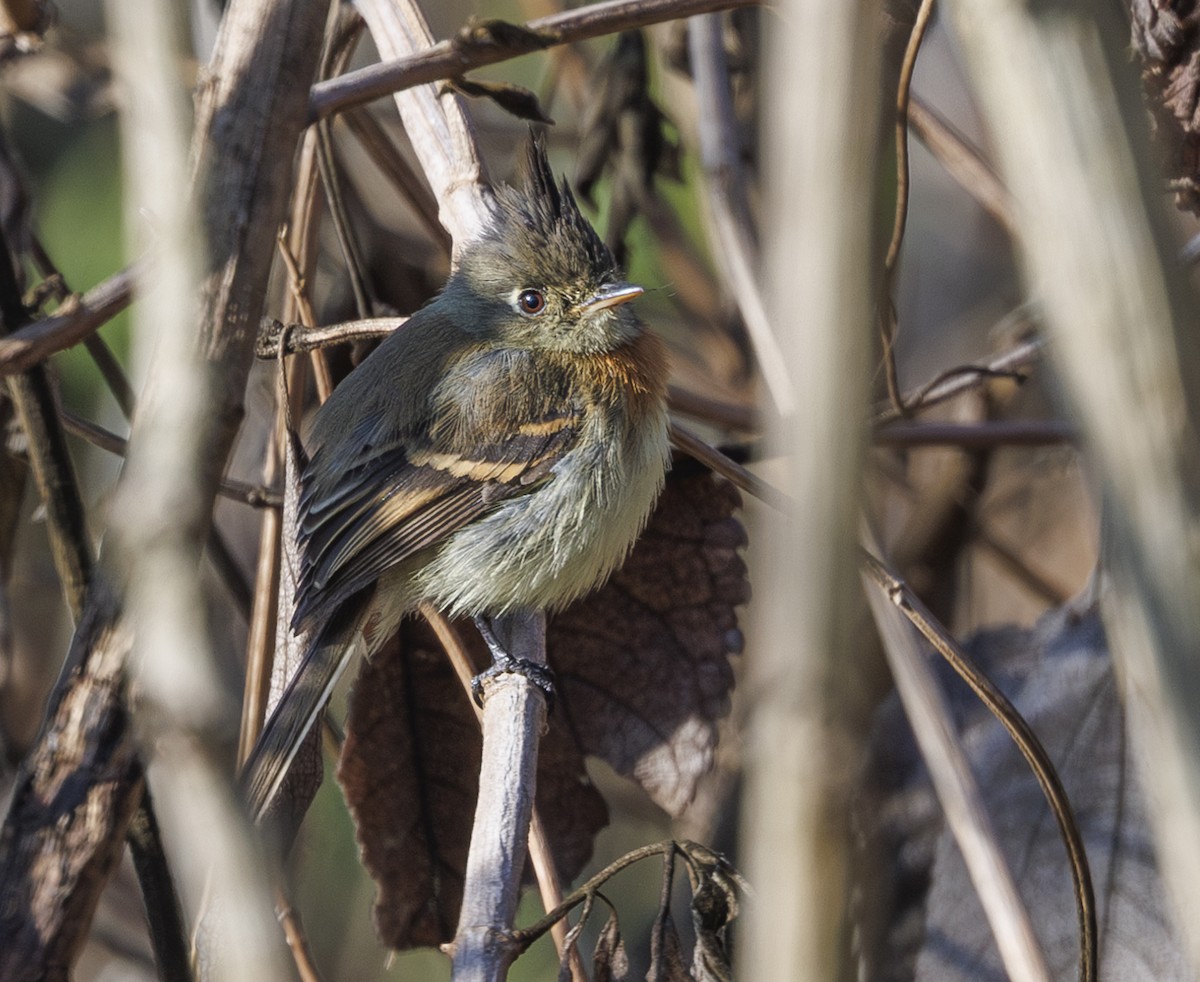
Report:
412,333,670,615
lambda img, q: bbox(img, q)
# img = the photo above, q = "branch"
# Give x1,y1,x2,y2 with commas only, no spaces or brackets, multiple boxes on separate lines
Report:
0,584,141,981
311,0,760,122
111,0,333,972
688,13,792,415
0,0,331,978
872,419,1075,448
0,261,137,377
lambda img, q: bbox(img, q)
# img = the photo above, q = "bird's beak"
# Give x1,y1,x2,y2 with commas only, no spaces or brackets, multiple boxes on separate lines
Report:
583,283,644,313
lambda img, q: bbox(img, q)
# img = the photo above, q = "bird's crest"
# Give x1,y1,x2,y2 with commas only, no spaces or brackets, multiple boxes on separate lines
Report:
489,136,616,284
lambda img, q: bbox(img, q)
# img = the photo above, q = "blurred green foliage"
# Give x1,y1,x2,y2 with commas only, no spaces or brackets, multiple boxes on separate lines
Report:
20,112,130,412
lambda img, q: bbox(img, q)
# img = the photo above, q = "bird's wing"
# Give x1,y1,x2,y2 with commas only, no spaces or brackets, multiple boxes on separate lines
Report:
293,353,582,632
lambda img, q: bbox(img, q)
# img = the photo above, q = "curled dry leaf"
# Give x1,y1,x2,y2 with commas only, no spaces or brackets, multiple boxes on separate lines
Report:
648,907,691,982
444,77,555,125
337,465,747,949
1131,0,1200,212
453,17,551,55
593,912,633,982
689,870,736,982
576,31,682,262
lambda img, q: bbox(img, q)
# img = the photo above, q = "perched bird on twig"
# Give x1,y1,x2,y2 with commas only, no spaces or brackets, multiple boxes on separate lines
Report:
242,139,671,819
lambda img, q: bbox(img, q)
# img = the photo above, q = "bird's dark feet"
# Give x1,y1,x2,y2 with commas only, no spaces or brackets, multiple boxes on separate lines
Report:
472,616,556,710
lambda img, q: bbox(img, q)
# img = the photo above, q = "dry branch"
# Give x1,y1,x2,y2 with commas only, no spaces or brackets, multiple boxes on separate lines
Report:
0,0,331,977
107,0,333,977
0,585,139,982
0,261,136,377
311,0,760,121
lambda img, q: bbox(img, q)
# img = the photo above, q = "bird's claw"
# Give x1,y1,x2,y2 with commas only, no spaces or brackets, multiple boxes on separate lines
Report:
471,654,556,710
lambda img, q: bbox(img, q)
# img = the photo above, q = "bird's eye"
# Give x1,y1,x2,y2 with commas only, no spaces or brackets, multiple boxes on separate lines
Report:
517,289,546,315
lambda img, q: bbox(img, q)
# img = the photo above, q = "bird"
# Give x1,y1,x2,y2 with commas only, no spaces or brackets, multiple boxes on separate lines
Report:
241,139,671,819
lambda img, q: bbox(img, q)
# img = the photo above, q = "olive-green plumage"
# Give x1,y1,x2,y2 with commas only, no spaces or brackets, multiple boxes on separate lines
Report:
243,141,670,818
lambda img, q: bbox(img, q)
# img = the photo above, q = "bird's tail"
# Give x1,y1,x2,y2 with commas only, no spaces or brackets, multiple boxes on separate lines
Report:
240,613,364,822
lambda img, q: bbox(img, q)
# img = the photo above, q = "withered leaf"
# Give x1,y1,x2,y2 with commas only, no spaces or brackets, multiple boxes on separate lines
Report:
337,620,607,950
548,464,748,816
445,77,554,125
575,31,682,261
689,879,734,982
1132,0,1200,212
647,908,690,982
453,18,550,54
594,912,633,982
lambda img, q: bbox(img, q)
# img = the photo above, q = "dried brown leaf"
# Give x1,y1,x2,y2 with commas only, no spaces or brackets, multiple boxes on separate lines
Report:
445,77,554,125
857,608,1192,981
594,911,633,982
647,908,690,982
453,17,550,54
689,872,736,982
547,464,748,816
575,31,681,262
1132,0,1200,212
338,619,607,950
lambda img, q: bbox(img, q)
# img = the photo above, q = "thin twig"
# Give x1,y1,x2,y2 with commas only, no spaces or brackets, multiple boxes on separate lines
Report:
873,419,1075,448
125,778,193,982
57,409,282,508
274,885,325,982
666,384,757,432
878,0,936,417
257,315,402,358
0,226,92,620
26,238,139,418
668,421,789,510
0,260,139,376
872,326,1043,424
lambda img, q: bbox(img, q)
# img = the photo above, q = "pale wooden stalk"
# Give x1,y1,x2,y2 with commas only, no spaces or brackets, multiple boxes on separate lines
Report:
450,611,549,982
738,1,883,979
943,0,1200,971
353,0,496,248
107,0,331,977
